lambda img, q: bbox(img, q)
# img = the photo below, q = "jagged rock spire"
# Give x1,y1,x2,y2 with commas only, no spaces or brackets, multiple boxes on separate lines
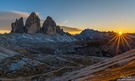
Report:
42,16,56,34
11,12,65,35
25,12,41,33
11,17,24,33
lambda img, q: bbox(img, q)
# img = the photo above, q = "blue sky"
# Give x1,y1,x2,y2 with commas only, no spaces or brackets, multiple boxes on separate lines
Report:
0,0,135,33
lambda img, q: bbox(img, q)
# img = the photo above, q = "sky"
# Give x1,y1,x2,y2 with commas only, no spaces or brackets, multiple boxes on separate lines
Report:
0,0,135,34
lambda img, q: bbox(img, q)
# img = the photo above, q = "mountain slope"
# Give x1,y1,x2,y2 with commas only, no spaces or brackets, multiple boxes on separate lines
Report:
74,29,106,40
0,54,107,81
0,46,18,60
52,49,135,81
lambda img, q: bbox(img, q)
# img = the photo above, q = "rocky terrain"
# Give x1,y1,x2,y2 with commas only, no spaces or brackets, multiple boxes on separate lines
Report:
0,30,134,81
0,30,113,81
0,35,135,81
0,53,108,81
1,11,135,81
51,49,135,81
0,46,18,61
0,33,118,57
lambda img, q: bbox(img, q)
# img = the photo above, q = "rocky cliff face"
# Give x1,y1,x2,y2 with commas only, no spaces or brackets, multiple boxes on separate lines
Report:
56,26,65,35
42,16,65,35
42,16,56,34
25,12,41,33
11,17,24,33
11,12,65,35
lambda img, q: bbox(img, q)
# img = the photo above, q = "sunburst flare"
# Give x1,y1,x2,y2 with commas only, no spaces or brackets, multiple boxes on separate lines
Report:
108,31,133,55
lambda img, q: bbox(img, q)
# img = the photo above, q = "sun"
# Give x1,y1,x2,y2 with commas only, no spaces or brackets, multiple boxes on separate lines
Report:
108,31,132,55
119,31,122,35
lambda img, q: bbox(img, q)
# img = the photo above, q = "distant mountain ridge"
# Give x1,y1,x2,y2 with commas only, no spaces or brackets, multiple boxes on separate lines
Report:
74,29,103,40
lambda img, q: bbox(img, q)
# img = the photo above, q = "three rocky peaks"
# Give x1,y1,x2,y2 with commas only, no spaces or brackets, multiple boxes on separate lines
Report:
11,12,64,35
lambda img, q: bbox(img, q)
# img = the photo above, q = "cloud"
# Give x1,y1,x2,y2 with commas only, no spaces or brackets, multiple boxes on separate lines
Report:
11,11,29,18
60,26,82,34
63,20,69,24
60,26,81,31
0,11,30,32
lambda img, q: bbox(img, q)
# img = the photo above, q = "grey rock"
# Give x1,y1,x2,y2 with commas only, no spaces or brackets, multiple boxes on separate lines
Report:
42,16,57,35
56,26,64,35
11,12,66,35
11,17,24,33
25,12,41,33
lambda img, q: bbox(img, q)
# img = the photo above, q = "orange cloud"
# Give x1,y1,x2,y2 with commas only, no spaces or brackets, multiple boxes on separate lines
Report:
60,26,82,34
0,30,10,34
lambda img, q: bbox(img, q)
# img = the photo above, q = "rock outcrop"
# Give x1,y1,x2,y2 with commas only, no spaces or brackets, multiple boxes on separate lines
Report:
11,12,65,35
56,26,64,35
11,17,24,33
53,49,135,81
25,12,41,33
42,16,65,35
42,16,57,35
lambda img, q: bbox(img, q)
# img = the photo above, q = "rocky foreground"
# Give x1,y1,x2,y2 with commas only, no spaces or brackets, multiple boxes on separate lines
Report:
0,33,110,81
0,53,107,81
0,40,135,81
0,33,134,81
51,49,135,81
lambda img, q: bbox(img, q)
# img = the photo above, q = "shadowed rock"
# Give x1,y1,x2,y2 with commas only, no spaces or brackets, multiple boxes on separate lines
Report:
11,17,24,33
11,12,66,35
25,12,41,33
56,26,64,35
42,16,57,34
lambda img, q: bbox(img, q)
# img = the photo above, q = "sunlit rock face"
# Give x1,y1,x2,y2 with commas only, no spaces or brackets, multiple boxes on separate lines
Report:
25,12,41,33
11,17,24,33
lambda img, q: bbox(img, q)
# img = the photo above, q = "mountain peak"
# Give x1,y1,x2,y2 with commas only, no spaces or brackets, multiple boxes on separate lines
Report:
30,12,37,15
25,12,41,33
11,12,65,35
47,16,53,20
